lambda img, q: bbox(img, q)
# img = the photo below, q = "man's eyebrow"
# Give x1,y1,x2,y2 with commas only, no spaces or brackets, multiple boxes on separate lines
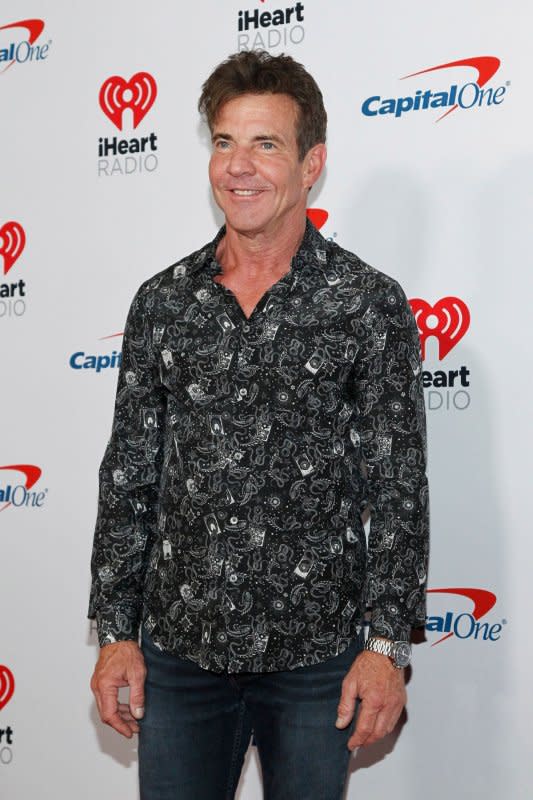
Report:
252,133,285,144
211,132,286,145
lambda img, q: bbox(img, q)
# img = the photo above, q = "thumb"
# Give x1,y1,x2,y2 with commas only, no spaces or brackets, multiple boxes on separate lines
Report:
129,669,146,720
336,681,357,729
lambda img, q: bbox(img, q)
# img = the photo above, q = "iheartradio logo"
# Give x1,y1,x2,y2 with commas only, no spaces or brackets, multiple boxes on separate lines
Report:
410,297,470,360
99,72,157,131
0,665,15,710
306,208,328,230
0,221,25,275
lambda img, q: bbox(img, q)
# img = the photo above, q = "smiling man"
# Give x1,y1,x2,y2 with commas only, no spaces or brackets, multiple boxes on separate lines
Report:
89,50,429,800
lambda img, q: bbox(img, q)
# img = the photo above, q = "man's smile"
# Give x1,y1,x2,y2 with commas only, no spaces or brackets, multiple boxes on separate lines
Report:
226,188,268,199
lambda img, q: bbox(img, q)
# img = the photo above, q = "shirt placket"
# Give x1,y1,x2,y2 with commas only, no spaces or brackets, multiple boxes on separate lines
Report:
204,264,300,666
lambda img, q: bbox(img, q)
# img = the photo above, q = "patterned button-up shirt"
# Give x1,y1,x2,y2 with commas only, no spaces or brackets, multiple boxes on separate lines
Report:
88,220,429,673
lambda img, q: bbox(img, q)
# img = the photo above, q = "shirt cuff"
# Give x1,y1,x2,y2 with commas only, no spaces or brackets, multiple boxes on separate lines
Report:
88,604,141,648
368,605,412,642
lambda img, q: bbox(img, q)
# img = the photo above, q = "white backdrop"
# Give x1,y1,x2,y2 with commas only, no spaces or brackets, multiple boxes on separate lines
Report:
1,1,532,798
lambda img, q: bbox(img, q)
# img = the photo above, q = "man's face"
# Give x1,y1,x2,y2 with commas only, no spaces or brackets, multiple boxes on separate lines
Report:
208,93,324,238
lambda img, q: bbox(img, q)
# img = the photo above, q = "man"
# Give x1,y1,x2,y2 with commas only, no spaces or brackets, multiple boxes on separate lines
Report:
89,50,429,800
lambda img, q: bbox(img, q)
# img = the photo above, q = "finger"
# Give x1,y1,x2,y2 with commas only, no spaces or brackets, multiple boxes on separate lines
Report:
102,709,135,738
348,704,379,749
360,710,391,746
363,700,405,745
92,686,102,718
335,679,358,729
118,703,140,723
349,696,404,749
117,704,140,733
128,663,146,721
100,688,133,738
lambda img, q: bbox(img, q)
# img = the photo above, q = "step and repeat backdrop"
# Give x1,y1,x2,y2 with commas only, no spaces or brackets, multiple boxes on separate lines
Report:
1,2,531,798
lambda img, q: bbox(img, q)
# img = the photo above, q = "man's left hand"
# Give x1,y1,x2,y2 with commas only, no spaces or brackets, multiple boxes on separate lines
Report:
335,650,406,750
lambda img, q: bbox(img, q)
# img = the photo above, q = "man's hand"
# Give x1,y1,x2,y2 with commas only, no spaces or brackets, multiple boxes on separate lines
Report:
335,650,406,750
90,640,146,738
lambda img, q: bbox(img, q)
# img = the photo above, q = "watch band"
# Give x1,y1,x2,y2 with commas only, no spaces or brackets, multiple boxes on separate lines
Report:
364,636,411,668
364,637,394,658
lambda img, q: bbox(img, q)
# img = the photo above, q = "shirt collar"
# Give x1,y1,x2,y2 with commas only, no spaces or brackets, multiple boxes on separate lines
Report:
185,217,329,278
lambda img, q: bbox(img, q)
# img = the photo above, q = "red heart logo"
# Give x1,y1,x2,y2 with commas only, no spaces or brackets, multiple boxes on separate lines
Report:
409,296,470,360
0,221,26,275
0,665,15,710
306,208,329,230
99,72,158,131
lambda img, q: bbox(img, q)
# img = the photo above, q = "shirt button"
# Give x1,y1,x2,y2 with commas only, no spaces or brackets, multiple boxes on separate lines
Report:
243,324,250,333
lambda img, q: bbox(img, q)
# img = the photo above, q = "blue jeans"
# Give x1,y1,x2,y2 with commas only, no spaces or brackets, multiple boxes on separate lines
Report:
138,629,363,800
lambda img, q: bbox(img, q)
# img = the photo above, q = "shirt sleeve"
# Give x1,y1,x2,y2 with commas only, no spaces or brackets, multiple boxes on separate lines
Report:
353,279,429,642
88,284,166,646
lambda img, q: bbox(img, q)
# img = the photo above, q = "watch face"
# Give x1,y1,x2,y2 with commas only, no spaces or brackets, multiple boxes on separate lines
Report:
394,641,411,668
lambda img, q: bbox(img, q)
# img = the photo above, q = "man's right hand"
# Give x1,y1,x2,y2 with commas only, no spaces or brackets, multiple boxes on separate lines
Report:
90,640,147,738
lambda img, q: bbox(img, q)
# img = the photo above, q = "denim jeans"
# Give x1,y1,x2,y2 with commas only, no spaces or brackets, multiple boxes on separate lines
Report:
138,628,363,800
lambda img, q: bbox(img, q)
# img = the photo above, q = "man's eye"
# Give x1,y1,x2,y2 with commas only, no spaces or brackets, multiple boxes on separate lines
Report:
215,140,230,150
260,141,275,150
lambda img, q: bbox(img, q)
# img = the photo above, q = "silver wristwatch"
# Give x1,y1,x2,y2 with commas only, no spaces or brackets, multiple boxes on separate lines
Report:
364,637,412,668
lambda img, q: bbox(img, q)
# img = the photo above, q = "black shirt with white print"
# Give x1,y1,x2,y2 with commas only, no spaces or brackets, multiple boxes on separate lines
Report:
88,220,429,673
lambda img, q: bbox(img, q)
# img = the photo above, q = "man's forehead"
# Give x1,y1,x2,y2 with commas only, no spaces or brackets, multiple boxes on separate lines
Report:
213,92,299,128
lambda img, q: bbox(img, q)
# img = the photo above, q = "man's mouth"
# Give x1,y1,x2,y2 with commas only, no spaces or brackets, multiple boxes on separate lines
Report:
230,189,263,196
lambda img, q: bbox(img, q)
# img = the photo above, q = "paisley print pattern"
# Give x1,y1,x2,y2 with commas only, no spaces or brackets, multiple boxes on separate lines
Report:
88,220,429,673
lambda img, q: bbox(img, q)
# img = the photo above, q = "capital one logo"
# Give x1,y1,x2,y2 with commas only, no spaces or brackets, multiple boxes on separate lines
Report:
0,19,49,74
99,72,157,130
0,464,46,511
409,297,470,360
0,666,15,710
426,587,504,646
0,221,25,275
362,56,507,122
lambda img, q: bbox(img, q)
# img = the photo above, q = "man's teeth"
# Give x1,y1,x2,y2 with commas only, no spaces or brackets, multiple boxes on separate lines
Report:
232,189,260,196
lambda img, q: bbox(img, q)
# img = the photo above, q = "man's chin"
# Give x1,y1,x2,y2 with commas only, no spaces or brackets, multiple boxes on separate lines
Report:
223,213,269,237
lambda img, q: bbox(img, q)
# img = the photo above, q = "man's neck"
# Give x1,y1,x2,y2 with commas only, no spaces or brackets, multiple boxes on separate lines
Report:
216,216,307,279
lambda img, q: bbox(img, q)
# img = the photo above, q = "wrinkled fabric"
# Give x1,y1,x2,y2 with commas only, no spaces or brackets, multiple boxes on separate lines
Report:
88,220,429,673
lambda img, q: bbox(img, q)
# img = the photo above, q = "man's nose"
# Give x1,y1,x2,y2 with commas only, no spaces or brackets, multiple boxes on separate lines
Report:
226,146,255,176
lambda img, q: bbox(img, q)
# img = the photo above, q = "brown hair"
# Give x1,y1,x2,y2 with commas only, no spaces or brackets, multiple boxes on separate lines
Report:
198,50,327,161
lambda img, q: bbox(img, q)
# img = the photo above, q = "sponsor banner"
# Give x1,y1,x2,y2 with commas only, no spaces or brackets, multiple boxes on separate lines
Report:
0,19,51,74
0,665,14,711
237,1,305,52
69,333,123,373
306,208,328,230
97,72,159,177
306,208,339,245
0,665,15,767
361,56,508,122
0,465,47,511
409,297,471,412
0,221,27,319
426,588,506,645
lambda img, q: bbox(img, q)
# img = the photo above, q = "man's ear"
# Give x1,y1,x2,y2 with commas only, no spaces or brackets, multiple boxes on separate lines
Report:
303,143,327,189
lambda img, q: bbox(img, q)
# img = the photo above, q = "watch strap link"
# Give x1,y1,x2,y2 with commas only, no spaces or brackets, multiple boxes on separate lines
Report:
364,637,394,658
364,636,411,668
